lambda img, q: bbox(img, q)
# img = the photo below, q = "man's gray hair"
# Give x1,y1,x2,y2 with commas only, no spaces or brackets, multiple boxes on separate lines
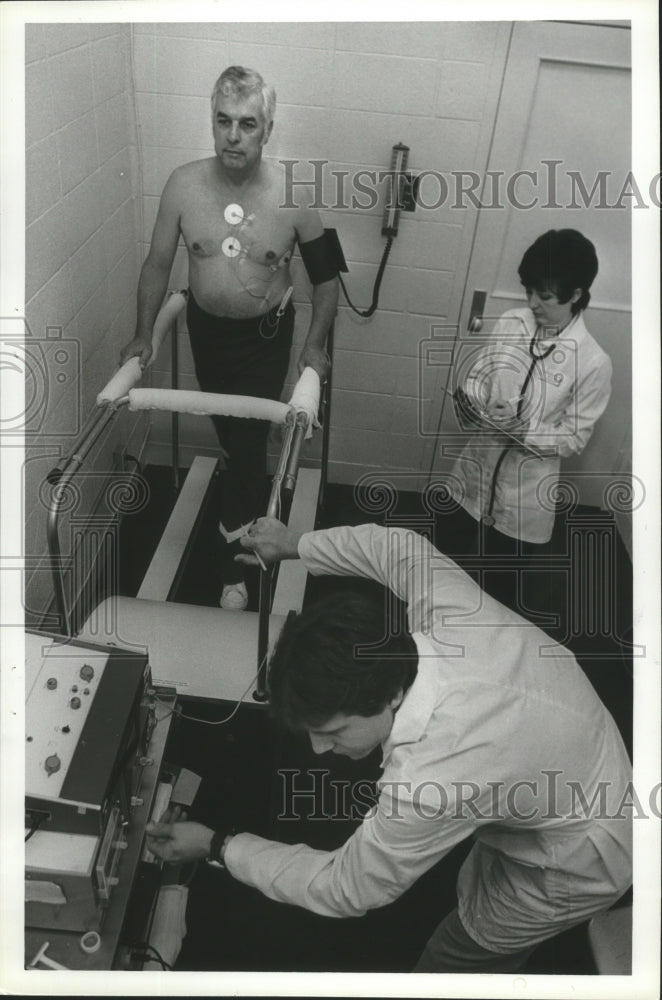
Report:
211,66,276,124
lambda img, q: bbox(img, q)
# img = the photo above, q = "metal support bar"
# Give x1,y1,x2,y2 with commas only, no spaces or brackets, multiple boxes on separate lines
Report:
282,414,308,494
255,570,272,702
171,310,180,493
254,419,297,701
254,327,333,696
44,290,186,637
319,320,334,511
272,468,321,617
46,404,112,485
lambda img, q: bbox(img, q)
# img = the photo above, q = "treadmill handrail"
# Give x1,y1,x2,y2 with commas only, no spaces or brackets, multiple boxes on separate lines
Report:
96,290,189,407
45,290,187,635
44,290,322,639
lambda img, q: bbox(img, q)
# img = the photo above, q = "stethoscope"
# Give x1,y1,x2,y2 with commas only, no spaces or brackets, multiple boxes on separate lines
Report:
481,328,563,528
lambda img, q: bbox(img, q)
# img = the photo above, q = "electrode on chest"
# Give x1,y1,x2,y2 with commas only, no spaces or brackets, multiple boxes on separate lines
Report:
224,203,244,225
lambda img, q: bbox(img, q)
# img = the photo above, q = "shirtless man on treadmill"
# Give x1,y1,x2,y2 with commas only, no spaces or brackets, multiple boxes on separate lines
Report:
120,66,339,609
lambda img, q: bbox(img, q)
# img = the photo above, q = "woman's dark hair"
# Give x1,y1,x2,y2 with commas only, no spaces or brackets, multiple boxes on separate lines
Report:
518,229,599,314
267,590,418,732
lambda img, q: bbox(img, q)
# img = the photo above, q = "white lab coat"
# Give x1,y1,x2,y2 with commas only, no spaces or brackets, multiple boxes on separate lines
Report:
451,308,612,543
225,524,632,953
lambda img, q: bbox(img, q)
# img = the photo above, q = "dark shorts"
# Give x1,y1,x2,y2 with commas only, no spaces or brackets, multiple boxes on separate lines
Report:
185,290,296,582
186,290,295,397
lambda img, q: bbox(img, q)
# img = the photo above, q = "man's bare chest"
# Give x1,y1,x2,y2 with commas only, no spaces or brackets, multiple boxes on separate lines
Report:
180,190,296,270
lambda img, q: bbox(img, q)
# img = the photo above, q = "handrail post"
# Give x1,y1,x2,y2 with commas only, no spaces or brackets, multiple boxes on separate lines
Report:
171,309,180,493
254,572,272,702
319,320,334,512
44,290,187,636
282,414,308,494
46,485,73,637
253,419,297,701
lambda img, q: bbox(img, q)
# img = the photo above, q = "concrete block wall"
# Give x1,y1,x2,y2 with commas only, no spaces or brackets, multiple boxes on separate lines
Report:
132,22,511,485
24,23,144,626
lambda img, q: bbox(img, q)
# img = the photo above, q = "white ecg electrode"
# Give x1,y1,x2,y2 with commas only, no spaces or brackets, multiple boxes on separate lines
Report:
224,203,244,225
222,237,242,258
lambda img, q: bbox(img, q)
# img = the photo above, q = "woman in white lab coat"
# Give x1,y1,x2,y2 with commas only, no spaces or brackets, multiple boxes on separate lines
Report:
446,229,612,620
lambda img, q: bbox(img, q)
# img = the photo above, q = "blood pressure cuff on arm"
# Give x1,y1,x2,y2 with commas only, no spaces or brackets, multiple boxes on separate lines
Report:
298,233,339,286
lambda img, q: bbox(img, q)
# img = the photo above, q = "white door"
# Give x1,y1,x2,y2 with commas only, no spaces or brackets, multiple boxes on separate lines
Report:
425,20,632,540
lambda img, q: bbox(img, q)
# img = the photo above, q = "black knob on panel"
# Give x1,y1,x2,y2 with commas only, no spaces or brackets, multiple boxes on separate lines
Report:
45,754,61,775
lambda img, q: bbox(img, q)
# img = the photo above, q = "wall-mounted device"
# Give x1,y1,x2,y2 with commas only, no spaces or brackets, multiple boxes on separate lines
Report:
341,142,417,319
382,142,417,237
25,631,154,932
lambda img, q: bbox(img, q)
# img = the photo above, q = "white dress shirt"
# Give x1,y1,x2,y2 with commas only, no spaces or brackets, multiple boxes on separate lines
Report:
451,308,612,543
225,524,631,952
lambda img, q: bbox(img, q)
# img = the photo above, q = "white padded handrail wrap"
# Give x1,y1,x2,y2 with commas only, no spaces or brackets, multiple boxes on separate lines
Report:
96,291,188,406
97,357,143,406
150,290,187,361
128,388,291,423
288,366,321,438
127,366,321,431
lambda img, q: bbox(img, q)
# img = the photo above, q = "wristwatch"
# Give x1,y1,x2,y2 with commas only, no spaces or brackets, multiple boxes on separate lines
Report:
207,829,235,868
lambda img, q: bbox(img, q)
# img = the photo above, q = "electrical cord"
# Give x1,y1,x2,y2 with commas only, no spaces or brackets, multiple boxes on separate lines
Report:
147,475,293,729
131,942,173,970
151,694,180,722
272,424,294,521
339,237,393,318
174,651,269,726
25,812,47,842
149,645,269,727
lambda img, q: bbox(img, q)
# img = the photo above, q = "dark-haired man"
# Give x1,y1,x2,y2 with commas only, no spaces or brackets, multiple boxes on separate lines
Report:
120,66,338,610
146,518,632,973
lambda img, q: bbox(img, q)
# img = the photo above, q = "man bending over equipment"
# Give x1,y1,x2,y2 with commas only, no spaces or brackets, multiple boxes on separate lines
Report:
120,66,338,610
146,518,632,973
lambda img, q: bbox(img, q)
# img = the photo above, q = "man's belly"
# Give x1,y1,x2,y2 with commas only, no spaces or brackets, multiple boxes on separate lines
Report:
189,256,292,319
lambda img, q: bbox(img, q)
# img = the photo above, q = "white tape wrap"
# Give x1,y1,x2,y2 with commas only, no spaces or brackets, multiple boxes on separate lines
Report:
150,290,187,363
96,291,188,407
96,357,143,407
128,388,291,423
287,366,321,438
79,931,101,954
